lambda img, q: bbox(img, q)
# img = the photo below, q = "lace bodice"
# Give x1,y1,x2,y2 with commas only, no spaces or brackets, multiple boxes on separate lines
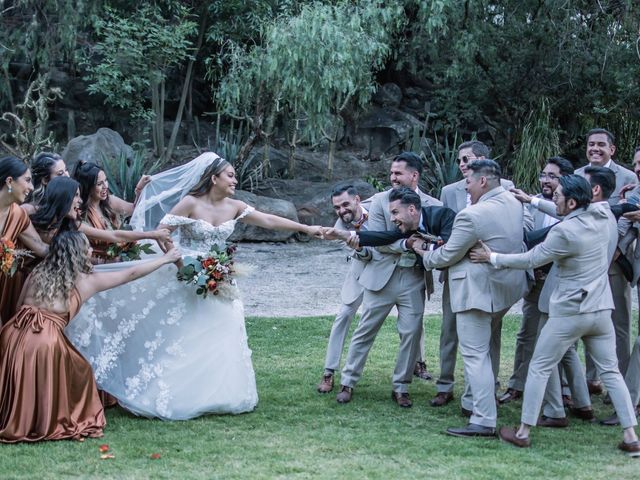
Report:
160,206,254,254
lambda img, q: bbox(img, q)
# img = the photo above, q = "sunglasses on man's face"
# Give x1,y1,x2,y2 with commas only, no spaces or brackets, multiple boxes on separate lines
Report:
458,156,476,164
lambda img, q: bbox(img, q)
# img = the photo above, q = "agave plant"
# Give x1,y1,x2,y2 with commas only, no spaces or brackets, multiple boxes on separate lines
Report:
419,129,462,199
101,150,163,202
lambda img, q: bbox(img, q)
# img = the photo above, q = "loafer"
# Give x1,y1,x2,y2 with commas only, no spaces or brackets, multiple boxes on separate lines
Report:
336,385,353,404
430,392,454,407
618,440,640,457
498,388,523,405
588,380,604,395
413,361,433,381
391,391,412,408
498,426,531,448
461,407,472,418
537,415,569,428
570,406,595,421
446,423,496,438
317,373,334,393
600,414,620,426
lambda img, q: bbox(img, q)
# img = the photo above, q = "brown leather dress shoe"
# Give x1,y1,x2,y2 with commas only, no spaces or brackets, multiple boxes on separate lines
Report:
498,388,523,404
498,426,531,448
537,415,569,428
587,380,604,395
317,373,334,393
336,385,353,404
413,362,433,381
430,392,454,407
391,391,412,408
618,440,640,457
570,406,595,421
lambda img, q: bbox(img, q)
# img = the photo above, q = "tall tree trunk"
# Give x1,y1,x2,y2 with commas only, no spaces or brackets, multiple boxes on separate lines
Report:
165,13,207,162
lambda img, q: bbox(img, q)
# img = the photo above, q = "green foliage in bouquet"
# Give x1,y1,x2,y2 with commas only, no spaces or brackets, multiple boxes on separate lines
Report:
177,244,237,298
106,242,155,262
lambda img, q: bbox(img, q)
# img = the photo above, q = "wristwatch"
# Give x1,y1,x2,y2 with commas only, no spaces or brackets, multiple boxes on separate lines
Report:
422,241,428,250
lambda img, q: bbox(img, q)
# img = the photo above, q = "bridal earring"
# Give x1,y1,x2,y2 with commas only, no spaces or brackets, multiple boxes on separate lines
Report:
7,185,12,194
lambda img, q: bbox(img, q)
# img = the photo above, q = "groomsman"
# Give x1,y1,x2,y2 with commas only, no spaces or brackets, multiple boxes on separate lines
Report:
336,152,441,407
472,175,639,455
602,147,640,426
433,141,524,410
317,184,370,394
414,159,529,437
499,156,573,405
575,128,637,395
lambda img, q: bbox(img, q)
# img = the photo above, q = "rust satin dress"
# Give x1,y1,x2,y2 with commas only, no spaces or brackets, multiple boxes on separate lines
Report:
0,204,31,325
0,288,106,442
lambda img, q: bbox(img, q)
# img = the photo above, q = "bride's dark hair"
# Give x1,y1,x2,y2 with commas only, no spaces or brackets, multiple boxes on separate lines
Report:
187,157,231,197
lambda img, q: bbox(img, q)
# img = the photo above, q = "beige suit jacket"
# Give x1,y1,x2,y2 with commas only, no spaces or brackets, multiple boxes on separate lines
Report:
357,188,441,292
423,186,529,313
335,203,370,304
497,203,616,317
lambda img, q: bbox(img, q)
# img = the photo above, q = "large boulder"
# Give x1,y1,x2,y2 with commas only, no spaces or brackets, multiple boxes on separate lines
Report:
372,82,403,108
61,128,134,172
352,106,424,156
230,190,299,242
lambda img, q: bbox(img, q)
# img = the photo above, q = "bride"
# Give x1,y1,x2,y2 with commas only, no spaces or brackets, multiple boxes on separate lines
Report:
66,153,321,420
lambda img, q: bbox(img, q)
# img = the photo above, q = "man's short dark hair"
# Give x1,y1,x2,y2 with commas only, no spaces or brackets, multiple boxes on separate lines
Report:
584,166,616,200
586,128,615,145
559,175,592,209
392,152,423,175
546,156,574,176
458,140,491,158
331,183,358,198
388,186,421,209
467,159,502,180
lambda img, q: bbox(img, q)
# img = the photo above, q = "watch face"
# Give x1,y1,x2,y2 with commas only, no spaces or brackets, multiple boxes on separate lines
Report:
422,241,428,250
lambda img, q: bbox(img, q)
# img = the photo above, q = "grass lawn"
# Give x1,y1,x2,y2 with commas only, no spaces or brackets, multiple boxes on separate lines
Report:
1,314,638,479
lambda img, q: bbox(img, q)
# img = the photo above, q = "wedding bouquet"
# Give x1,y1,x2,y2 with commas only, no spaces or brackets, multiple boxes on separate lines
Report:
177,244,238,299
106,242,155,262
0,237,33,277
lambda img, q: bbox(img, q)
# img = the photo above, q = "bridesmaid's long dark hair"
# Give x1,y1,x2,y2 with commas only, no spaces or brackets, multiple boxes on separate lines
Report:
30,177,80,233
187,157,231,197
28,152,64,205
0,156,28,192
73,161,119,227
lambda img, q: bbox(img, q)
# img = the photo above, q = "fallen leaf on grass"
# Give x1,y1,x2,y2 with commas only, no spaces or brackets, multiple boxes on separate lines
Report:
150,453,161,460
98,444,110,453
100,454,115,460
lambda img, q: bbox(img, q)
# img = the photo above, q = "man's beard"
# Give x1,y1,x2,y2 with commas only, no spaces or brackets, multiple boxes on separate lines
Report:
339,212,355,224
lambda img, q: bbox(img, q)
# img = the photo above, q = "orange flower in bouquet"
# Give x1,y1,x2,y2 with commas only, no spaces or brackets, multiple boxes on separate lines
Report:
1,237,33,277
177,244,237,298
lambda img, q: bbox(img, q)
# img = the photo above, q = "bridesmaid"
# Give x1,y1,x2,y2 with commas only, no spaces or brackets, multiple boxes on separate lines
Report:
30,176,172,247
0,156,49,324
74,161,151,263
23,151,70,214
0,230,181,442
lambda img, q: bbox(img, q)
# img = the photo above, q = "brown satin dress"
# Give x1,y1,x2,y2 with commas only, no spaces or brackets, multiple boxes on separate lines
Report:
0,288,106,442
0,204,31,325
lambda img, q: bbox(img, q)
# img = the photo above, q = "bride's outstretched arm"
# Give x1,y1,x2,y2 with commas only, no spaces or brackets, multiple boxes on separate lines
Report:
76,248,182,300
241,209,322,237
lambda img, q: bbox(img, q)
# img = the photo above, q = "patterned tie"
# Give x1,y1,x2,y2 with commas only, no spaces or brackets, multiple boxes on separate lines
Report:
353,212,368,231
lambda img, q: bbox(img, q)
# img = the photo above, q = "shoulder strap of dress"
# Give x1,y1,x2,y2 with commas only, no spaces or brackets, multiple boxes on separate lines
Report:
236,205,255,221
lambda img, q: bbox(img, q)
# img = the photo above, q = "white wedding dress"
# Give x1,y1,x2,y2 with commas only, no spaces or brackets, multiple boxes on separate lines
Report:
65,206,258,420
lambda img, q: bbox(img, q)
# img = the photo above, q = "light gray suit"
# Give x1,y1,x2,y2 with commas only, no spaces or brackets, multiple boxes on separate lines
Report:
322,206,369,373
340,189,441,393
576,161,636,382
494,203,638,429
423,186,529,428
436,178,522,395
507,195,553,392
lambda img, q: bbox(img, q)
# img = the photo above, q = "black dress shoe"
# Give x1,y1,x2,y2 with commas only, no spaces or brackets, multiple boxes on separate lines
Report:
446,423,496,438
600,413,620,426
461,407,472,418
